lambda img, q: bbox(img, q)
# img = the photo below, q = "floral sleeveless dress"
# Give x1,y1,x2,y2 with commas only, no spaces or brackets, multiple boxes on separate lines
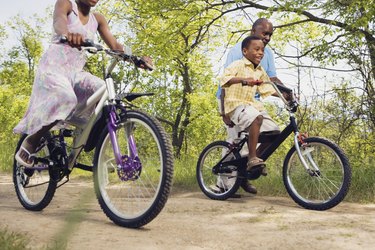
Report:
14,0,104,135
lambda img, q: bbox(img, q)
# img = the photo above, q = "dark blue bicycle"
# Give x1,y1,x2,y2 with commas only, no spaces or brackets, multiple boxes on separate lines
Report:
197,82,351,210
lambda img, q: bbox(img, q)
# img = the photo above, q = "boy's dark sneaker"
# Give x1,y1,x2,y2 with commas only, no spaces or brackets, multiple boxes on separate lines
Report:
241,181,257,194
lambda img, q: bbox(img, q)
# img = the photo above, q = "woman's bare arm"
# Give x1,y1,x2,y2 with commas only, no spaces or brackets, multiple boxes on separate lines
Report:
94,13,123,51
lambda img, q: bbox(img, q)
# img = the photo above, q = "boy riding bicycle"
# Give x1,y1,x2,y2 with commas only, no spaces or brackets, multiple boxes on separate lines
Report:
220,35,283,174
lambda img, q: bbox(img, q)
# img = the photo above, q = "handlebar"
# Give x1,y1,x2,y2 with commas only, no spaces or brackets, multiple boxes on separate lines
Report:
241,79,263,86
239,78,297,112
59,36,154,71
265,81,298,113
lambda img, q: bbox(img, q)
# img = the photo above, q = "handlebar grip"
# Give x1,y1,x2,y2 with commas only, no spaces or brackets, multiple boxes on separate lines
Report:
81,39,95,47
275,83,292,93
59,36,68,43
58,36,103,51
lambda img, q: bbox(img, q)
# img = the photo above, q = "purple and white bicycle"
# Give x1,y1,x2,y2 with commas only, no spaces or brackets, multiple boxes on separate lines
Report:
13,40,174,228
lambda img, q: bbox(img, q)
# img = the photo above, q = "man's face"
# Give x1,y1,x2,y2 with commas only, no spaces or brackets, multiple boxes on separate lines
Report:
251,22,273,46
243,39,265,66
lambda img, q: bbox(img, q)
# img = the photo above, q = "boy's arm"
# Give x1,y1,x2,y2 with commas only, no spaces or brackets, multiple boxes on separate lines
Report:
221,61,262,87
258,72,277,98
225,77,261,86
258,73,292,100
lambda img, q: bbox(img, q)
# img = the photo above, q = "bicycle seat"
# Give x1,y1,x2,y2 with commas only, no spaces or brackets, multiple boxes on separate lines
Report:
237,130,280,143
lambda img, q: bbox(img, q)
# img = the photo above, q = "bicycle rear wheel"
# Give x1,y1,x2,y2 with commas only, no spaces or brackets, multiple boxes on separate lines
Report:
93,110,173,228
196,141,242,200
13,134,57,211
283,137,351,210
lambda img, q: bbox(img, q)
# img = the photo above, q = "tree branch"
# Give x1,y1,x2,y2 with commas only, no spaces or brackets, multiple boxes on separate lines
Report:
240,0,375,41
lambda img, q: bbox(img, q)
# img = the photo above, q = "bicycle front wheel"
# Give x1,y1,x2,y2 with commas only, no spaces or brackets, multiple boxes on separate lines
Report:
196,141,242,200
283,137,351,210
13,134,57,211
93,110,173,228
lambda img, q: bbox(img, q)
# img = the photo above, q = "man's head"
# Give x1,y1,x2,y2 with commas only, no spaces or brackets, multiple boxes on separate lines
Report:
241,36,264,67
250,18,273,46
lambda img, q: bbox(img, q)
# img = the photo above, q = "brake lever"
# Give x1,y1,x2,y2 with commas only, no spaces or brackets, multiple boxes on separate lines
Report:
58,36,103,52
134,57,154,71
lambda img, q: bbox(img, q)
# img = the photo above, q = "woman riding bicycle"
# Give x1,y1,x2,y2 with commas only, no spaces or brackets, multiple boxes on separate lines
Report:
14,0,152,167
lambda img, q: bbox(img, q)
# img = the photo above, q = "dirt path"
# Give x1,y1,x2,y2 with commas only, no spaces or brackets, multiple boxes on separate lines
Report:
1,174,375,250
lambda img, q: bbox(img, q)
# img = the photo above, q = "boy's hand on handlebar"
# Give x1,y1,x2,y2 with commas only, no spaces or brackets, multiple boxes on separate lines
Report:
241,78,263,86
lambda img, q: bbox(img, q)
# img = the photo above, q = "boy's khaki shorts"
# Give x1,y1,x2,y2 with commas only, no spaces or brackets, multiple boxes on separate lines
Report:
228,104,280,134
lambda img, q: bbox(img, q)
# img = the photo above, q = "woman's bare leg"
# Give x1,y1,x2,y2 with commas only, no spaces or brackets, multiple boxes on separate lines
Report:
17,121,58,165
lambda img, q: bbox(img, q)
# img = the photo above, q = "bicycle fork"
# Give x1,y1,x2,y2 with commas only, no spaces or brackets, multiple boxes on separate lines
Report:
106,106,141,181
293,129,321,175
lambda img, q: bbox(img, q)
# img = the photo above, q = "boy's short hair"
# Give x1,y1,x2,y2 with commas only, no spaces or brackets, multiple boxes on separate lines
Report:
241,35,262,50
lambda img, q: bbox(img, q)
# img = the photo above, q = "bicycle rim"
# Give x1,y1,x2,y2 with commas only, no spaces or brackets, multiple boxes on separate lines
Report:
284,139,349,209
197,141,240,200
13,136,56,210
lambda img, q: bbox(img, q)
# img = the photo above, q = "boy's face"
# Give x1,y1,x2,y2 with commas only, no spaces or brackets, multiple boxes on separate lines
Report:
242,40,265,66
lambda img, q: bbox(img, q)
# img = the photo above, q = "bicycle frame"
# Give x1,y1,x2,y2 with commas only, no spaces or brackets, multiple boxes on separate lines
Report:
65,54,136,170
217,82,312,178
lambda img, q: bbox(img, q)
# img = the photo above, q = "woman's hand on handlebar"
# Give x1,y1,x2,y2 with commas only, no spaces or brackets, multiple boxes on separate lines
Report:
64,33,84,48
139,56,154,71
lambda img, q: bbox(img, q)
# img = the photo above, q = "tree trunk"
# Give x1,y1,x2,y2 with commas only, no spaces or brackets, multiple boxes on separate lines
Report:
172,63,192,158
365,36,375,128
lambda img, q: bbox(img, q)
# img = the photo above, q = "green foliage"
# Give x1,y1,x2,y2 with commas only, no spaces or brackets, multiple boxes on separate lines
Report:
99,0,237,156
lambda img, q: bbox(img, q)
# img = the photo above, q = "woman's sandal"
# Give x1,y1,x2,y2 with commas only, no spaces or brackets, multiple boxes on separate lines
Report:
246,157,266,172
15,137,36,168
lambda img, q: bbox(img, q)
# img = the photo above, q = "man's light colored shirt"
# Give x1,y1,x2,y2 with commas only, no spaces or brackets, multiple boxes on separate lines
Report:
220,58,275,114
216,42,276,98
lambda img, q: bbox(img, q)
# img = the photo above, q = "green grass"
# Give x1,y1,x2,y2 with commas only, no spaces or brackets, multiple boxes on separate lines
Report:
0,141,17,173
345,165,375,203
0,227,29,250
172,157,200,191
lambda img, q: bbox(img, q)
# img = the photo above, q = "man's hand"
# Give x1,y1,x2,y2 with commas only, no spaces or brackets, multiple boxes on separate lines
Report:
270,76,283,85
282,92,293,101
